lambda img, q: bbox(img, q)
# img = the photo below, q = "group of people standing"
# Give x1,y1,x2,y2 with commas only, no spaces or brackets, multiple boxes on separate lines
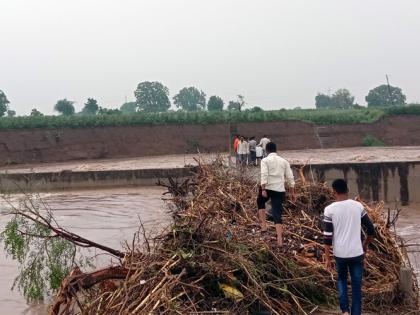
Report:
232,135,271,166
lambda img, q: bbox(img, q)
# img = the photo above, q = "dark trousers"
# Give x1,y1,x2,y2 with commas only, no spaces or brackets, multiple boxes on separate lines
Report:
335,255,364,315
249,150,256,165
257,188,285,224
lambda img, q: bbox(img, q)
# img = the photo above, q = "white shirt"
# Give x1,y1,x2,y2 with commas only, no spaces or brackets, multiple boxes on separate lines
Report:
237,141,248,155
259,137,270,150
256,146,263,157
260,153,295,192
324,200,367,258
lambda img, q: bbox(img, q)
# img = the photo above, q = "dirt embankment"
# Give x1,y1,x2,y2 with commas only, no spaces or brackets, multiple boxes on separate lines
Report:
0,115,419,165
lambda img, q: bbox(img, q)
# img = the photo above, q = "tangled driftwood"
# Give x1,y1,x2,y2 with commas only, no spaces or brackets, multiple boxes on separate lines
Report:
50,158,418,314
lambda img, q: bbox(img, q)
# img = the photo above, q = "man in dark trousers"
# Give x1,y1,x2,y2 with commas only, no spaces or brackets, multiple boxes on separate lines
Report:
323,179,375,315
257,142,295,246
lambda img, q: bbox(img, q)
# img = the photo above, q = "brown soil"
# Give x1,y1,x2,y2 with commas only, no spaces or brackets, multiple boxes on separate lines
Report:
0,115,420,166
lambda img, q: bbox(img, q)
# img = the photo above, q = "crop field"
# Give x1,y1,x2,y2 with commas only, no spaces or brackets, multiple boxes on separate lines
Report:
0,105,419,130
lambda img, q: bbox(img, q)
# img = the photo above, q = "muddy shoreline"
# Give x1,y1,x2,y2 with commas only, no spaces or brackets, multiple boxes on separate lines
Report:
1,115,420,165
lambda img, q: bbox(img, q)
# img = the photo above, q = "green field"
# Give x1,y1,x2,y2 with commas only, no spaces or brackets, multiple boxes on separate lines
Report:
1,105,419,130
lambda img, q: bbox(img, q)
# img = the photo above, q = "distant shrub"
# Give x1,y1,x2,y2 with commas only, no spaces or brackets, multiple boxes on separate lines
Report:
384,104,420,116
362,134,386,147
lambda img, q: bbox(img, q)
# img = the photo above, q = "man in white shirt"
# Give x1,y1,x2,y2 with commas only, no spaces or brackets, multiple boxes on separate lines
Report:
255,145,263,166
259,135,271,157
257,142,295,246
237,136,248,166
323,179,375,315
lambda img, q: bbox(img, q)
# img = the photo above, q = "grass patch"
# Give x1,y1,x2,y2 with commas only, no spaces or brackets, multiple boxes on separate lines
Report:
362,134,386,147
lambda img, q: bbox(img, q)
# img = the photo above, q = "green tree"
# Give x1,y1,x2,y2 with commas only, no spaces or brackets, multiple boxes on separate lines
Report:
54,99,75,116
173,87,206,111
134,81,171,112
0,90,10,117
207,96,224,111
227,95,246,111
365,84,406,107
120,102,137,114
315,89,355,109
227,101,240,111
30,108,44,117
98,107,122,115
81,98,99,115
7,109,16,117
315,93,332,109
331,88,354,109
248,106,263,112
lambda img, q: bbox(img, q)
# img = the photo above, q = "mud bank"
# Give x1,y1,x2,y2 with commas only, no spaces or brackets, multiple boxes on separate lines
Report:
1,115,420,165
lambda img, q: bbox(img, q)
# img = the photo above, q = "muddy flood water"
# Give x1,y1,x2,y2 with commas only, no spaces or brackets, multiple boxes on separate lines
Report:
0,187,169,315
0,188,419,314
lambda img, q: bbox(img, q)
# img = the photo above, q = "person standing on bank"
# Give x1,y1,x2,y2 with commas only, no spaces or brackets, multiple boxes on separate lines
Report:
323,179,375,315
259,135,271,158
233,135,240,166
248,136,257,166
255,145,263,166
237,136,248,167
257,142,295,246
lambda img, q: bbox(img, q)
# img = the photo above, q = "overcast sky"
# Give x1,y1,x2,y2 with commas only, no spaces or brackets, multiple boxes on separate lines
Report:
1,0,419,115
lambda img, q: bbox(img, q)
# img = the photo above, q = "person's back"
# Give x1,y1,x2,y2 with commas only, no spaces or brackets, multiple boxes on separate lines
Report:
324,199,365,258
249,139,257,151
259,136,270,150
261,153,294,191
323,179,375,315
233,137,239,153
237,140,248,154
256,146,263,158
258,142,295,246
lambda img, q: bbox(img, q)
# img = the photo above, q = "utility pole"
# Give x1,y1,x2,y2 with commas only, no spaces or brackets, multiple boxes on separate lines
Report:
228,117,232,167
386,74,394,106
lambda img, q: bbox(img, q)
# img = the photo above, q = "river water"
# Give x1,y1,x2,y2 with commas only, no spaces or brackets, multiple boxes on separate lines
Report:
0,187,169,315
0,188,419,315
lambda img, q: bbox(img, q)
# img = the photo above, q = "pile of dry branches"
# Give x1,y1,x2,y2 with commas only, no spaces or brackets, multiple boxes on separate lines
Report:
52,159,418,314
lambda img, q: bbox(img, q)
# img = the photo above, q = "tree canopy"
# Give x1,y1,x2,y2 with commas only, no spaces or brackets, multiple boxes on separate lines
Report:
227,95,246,111
30,108,44,117
331,89,354,109
98,107,122,115
248,106,264,112
120,102,137,114
365,84,406,107
81,98,99,115
315,89,355,109
173,87,206,111
0,90,10,117
134,81,171,112
207,96,224,111
7,110,16,117
315,93,332,109
54,99,75,116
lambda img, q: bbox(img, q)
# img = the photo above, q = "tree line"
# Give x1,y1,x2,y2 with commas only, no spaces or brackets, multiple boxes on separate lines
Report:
0,83,262,117
315,85,407,109
0,82,415,117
